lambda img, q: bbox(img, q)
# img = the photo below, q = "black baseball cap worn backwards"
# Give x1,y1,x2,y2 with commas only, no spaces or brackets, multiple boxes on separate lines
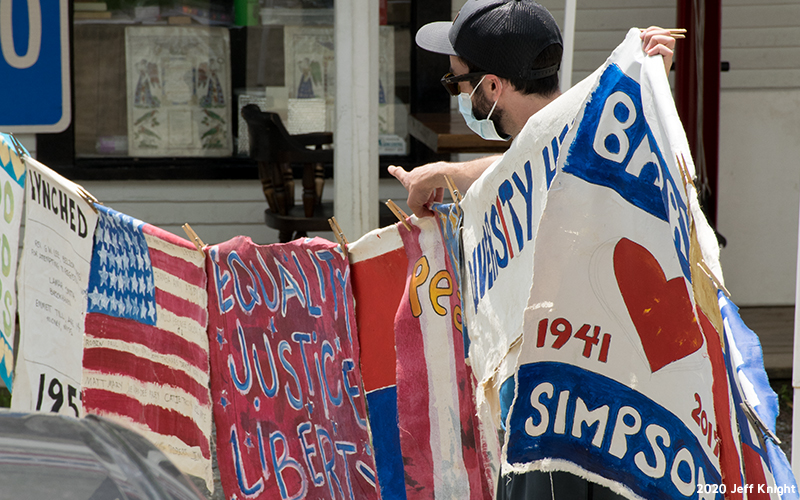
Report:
416,0,563,81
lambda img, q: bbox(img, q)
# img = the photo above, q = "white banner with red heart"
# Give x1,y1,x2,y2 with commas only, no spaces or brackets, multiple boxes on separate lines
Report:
461,29,759,499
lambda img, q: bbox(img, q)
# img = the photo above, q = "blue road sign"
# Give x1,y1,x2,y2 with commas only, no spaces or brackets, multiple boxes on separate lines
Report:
0,0,70,132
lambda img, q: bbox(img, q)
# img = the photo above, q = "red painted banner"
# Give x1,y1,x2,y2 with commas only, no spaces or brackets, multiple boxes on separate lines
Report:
206,236,378,500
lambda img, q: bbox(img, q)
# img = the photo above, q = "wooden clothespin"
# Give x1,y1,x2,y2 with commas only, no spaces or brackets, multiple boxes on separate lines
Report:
8,134,27,158
443,174,461,215
667,28,686,39
740,401,780,444
328,217,349,260
697,260,731,299
385,199,412,231
675,153,693,191
182,223,206,255
76,186,100,214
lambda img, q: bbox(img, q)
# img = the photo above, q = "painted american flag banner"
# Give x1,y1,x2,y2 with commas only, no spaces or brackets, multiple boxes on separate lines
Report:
0,134,25,391
81,205,213,490
206,236,377,500
13,158,98,415
460,29,797,499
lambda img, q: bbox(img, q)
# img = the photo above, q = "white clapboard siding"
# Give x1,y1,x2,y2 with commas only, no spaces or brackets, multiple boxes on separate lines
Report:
722,1,800,90
81,180,281,246
537,0,677,84
716,0,800,305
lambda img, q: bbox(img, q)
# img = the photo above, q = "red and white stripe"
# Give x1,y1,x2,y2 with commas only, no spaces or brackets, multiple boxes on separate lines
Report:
82,223,212,489
395,217,492,499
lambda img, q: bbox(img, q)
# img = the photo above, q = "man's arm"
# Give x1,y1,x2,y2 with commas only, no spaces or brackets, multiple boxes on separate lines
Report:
388,155,499,217
391,28,677,218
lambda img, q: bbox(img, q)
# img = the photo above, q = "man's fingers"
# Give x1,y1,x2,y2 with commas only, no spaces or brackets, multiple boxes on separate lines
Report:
410,197,435,218
388,165,408,186
640,28,678,50
645,34,676,53
647,44,673,58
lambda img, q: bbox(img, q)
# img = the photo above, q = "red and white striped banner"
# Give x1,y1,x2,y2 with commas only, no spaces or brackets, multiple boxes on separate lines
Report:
81,206,212,489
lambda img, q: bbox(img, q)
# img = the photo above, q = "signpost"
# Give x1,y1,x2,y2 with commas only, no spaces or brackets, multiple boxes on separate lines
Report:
0,0,70,133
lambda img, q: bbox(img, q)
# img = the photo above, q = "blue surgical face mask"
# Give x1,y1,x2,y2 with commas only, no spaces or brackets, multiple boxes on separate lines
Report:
457,75,510,141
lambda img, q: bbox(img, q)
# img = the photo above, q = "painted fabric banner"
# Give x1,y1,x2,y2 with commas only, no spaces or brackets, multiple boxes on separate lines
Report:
81,205,213,490
459,63,602,422
394,215,493,499
461,28,797,499
350,224,409,500
350,213,495,500
720,293,798,499
0,134,25,391
206,236,377,500
12,158,98,414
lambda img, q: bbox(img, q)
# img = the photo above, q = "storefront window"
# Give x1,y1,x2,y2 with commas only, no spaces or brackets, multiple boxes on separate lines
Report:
71,0,413,161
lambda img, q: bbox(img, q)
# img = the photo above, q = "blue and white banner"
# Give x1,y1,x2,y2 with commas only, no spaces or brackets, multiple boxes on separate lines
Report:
460,29,797,499
720,293,798,499
460,63,602,424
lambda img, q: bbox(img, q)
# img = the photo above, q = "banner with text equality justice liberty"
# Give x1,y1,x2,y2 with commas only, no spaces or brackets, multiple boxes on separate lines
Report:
461,29,797,499
206,236,377,500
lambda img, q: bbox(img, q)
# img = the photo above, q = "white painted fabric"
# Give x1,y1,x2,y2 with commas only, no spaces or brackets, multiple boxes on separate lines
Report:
13,158,98,414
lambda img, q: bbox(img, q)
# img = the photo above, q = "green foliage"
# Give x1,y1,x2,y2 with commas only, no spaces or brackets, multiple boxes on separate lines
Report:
0,387,10,408
776,381,793,411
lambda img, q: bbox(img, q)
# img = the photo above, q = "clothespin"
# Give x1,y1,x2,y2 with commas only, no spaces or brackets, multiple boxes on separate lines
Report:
443,174,461,216
182,223,206,255
740,401,780,444
385,199,412,231
666,28,686,39
698,261,730,299
675,153,693,195
76,186,100,214
8,133,27,158
697,261,731,298
328,217,349,260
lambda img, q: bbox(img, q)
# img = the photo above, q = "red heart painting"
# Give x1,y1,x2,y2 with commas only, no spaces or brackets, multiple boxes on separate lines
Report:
613,237,703,372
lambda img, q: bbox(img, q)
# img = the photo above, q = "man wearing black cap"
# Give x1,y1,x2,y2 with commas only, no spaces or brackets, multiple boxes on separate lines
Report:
388,0,676,219
388,1,678,498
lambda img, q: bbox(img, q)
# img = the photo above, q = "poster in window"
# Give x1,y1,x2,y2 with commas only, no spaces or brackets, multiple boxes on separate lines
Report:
283,25,396,136
125,26,232,157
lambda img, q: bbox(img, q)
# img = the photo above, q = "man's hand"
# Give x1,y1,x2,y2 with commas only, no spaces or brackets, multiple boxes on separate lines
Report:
640,26,678,76
388,163,447,218
388,155,499,218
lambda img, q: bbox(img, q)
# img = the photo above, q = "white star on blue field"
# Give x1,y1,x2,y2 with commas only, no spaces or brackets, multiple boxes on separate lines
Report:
87,206,157,326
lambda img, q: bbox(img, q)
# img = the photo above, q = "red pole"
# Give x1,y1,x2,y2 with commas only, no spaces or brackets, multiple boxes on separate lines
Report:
674,0,721,227
704,0,722,226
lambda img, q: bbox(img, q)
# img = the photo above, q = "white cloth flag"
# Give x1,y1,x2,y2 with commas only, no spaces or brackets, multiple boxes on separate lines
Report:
461,29,796,499
12,159,98,414
502,31,732,498
460,62,602,423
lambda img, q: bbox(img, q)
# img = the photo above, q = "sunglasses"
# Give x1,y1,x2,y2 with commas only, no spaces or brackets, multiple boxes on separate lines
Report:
440,71,488,96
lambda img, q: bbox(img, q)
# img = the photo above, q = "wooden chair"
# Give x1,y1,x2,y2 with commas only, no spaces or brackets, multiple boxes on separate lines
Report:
242,104,335,243
242,104,396,243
